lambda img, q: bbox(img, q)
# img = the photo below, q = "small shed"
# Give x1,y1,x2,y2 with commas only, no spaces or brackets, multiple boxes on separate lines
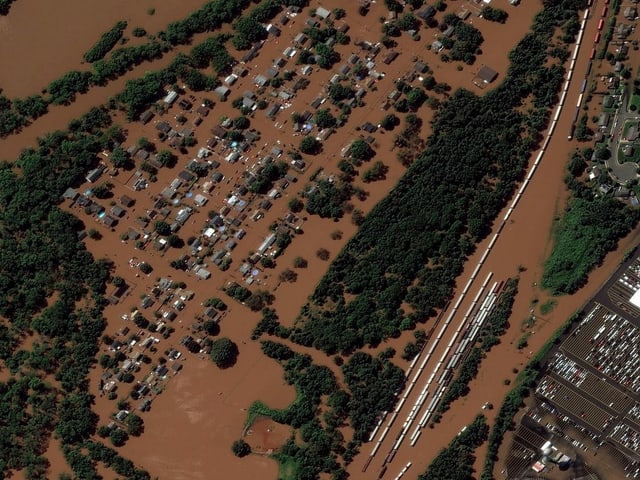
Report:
63,188,79,201
383,51,399,65
254,74,269,87
624,145,635,157
86,167,104,183
211,125,227,139
316,6,331,19
111,205,126,217
477,65,498,84
214,86,230,100
224,74,238,86
139,110,154,124
266,104,281,119
163,91,178,105
294,33,308,45
103,215,118,228
598,112,610,128
194,194,208,207
266,24,281,36
624,6,637,19
603,96,614,109
418,6,436,21
414,61,429,73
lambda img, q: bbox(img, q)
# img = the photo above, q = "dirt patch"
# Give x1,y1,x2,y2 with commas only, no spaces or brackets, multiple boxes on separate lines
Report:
245,417,292,454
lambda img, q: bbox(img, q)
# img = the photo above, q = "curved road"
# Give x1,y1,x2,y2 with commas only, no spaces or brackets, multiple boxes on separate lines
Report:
606,87,640,183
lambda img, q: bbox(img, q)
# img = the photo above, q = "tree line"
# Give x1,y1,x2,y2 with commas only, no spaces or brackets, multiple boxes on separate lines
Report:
83,20,128,63
242,341,404,478
418,415,489,480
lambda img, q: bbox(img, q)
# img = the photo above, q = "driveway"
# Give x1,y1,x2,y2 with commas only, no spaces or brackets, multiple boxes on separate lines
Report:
605,88,639,183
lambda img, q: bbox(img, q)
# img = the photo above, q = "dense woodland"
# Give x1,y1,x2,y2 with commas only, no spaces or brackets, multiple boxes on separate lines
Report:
286,0,586,358
249,341,404,479
0,106,148,477
542,150,639,294
418,415,488,480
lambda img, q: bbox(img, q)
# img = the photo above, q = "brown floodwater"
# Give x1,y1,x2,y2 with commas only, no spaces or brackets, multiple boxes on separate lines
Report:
0,0,208,97
4,0,622,478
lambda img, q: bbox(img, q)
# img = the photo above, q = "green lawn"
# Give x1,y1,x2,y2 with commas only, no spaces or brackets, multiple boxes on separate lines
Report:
617,142,640,164
622,120,638,139
628,93,640,113
277,456,299,480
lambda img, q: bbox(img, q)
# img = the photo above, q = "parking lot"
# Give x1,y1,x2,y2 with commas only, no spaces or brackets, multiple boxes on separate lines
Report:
606,256,640,318
536,375,614,433
547,351,633,414
531,252,640,463
562,304,640,394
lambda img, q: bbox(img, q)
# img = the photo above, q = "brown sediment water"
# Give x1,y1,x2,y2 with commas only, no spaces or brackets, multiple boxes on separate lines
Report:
0,0,208,97
3,0,619,478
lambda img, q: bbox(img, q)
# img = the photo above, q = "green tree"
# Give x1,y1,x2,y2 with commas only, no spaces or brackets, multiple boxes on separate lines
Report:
231,439,251,457
210,337,239,368
138,262,152,275
300,136,322,154
332,8,346,19
316,248,330,261
288,197,304,213
109,428,128,447
233,116,250,130
314,109,337,129
156,150,176,167
125,413,144,436
137,136,154,151
132,27,147,37
154,220,171,236
481,6,508,23
279,268,298,283
380,114,399,130
293,256,308,268
109,146,130,168
350,139,374,161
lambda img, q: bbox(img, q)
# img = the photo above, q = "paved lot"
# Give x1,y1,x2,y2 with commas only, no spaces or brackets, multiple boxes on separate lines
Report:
534,248,640,461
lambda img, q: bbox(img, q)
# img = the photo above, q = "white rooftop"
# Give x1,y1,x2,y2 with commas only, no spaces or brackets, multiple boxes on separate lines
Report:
629,288,640,308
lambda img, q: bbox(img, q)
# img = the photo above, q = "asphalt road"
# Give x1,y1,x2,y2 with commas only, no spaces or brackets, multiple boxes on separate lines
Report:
605,88,639,183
